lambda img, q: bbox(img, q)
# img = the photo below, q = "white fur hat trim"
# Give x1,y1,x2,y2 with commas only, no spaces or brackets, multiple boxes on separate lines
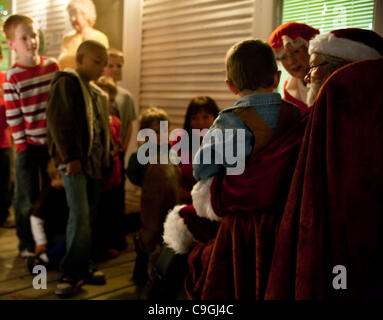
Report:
308,32,383,61
276,36,309,58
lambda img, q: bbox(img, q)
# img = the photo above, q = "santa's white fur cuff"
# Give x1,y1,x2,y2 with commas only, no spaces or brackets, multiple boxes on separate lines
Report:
163,205,197,254
191,178,222,222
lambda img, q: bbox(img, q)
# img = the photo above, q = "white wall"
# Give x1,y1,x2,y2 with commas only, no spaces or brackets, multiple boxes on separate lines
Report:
253,0,280,41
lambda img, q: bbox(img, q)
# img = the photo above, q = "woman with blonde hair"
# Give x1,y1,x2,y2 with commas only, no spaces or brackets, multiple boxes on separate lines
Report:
58,0,109,70
269,22,319,115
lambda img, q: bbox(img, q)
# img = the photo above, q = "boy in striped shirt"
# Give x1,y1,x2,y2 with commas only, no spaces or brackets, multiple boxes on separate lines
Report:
3,14,59,258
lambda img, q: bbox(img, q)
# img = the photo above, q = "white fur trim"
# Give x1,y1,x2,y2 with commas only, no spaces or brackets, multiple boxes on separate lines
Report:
275,36,309,58
191,178,222,222
308,33,383,62
163,205,197,254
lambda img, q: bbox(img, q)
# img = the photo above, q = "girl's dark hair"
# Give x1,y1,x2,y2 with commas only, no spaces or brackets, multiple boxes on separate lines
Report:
183,96,220,134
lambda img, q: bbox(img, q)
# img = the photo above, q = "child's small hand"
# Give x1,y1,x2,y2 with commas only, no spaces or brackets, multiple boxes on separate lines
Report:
66,160,82,175
35,244,47,255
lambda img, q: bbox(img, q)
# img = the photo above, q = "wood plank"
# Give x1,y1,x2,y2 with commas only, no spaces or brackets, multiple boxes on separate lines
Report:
0,269,62,297
0,245,19,255
0,227,17,240
0,233,137,297
90,285,137,300
0,225,167,300
0,234,135,282
0,257,31,282
0,238,18,248
0,260,136,300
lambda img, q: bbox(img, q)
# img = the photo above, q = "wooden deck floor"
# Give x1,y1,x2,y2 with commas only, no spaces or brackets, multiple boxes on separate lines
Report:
0,225,146,300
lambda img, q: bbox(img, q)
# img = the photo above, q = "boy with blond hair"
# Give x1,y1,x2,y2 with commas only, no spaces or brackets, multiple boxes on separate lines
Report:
3,14,59,257
103,48,137,153
47,40,110,296
193,40,301,181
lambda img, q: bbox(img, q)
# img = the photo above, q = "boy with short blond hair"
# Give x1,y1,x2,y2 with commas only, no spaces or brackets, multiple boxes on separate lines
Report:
3,14,59,257
47,40,110,296
193,39,301,181
103,48,137,153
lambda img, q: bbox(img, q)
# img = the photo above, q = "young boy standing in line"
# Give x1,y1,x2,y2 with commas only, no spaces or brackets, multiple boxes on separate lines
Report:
47,40,110,296
3,14,59,257
103,48,137,153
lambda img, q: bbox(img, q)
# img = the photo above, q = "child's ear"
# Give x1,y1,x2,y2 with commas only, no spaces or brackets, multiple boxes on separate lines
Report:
272,70,281,89
226,79,239,95
6,39,14,50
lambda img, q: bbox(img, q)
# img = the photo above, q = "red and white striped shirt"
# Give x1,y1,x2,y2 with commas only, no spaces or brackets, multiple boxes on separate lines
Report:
4,56,59,152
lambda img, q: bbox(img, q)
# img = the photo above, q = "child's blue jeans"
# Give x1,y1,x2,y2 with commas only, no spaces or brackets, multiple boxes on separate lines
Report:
59,169,101,279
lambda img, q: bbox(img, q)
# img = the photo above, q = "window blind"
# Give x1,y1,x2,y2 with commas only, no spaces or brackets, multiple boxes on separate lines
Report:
140,0,254,129
282,0,375,32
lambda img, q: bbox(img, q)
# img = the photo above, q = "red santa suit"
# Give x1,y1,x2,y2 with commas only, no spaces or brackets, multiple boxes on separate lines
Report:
265,29,383,300
163,100,307,299
266,58,383,300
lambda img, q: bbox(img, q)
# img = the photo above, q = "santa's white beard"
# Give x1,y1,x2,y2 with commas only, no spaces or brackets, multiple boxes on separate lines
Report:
306,81,323,107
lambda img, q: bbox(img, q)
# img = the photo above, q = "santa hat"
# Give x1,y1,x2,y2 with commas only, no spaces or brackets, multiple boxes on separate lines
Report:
308,28,383,62
269,22,320,58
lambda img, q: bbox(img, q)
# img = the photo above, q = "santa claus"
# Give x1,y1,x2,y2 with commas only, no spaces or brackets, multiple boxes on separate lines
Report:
305,28,383,106
265,29,383,300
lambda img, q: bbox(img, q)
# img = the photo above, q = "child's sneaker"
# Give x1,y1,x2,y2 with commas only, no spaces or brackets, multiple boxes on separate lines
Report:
19,249,35,259
55,276,83,297
83,268,106,285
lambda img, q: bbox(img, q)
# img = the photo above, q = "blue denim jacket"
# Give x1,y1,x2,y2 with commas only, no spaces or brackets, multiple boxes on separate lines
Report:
193,92,283,181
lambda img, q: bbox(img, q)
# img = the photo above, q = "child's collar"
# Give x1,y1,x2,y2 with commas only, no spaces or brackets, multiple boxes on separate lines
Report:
16,55,42,68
